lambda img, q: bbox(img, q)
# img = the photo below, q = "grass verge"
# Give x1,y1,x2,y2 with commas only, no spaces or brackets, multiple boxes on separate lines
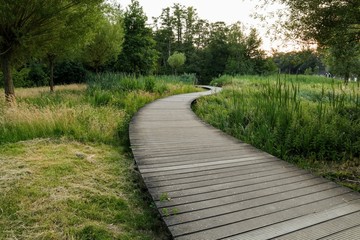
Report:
0,74,200,239
194,74,360,191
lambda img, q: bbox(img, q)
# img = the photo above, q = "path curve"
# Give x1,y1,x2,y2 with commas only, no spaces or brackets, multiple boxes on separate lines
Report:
129,87,360,239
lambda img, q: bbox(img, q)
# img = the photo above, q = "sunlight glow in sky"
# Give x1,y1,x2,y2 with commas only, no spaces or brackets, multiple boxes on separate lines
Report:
117,0,301,53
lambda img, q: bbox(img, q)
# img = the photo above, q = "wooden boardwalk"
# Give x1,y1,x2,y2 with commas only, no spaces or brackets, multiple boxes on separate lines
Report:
129,87,360,239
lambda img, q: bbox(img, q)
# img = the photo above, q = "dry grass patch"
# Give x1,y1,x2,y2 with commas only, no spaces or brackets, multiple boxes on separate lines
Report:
15,84,86,99
0,138,168,239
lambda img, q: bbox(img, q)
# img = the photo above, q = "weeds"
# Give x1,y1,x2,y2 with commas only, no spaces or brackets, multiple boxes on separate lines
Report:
0,74,199,239
195,74,360,191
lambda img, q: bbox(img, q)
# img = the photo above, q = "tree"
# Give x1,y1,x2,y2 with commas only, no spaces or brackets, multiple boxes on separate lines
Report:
153,7,175,74
44,2,104,92
116,0,158,75
152,3,269,81
323,40,360,80
0,0,102,103
272,49,325,74
201,22,231,80
83,5,124,73
264,0,360,81
167,52,186,74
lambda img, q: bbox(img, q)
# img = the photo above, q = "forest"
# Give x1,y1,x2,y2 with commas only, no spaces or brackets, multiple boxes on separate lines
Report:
2,0,359,103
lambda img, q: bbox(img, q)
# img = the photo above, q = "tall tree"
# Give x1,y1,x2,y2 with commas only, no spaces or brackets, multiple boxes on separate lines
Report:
202,22,231,80
323,40,360,80
153,7,175,74
0,0,102,103
225,22,249,74
44,2,104,92
264,0,360,81
116,0,158,75
172,4,186,44
83,5,124,73
183,7,198,46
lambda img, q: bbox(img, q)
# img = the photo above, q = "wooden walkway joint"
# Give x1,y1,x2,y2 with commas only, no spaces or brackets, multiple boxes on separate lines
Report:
129,87,360,239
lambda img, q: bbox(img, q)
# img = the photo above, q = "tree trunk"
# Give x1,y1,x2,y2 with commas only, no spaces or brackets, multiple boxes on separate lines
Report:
47,54,56,92
1,52,15,103
49,60,55,92
344,72,350,85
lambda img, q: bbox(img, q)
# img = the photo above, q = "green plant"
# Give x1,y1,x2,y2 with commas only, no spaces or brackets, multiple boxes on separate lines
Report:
196,74,360,191
159,192,171,202
0,74,200,239
161,208,170,217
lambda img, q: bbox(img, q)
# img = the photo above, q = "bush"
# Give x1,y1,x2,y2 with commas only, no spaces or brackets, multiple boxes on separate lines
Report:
55,61,89,84
27,63,49,87
13,67,32,87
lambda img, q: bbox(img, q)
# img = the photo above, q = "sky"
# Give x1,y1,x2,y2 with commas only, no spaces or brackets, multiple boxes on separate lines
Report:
116,0,299,53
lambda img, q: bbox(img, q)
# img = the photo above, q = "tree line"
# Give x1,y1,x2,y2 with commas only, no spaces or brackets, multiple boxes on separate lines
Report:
1,0,359,103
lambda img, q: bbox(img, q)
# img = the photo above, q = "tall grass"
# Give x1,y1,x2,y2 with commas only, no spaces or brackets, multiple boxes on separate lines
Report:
0,73,199,146
196,74,360,164
0,73,199,239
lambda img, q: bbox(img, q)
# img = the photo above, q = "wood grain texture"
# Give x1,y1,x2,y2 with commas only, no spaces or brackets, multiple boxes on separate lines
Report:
129,87,360,239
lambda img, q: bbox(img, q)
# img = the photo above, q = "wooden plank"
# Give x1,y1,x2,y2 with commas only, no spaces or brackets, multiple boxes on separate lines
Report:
157,177,327,210
149,166,299,194
151,169,308,200
138,155,276,173
156,174,317,208
161,181,337,221
225,201,360,240
146,162,290,187
129,86,360,239
144,161,283,183
141,158,276,178
169,189,357,237
173,196,360,239
320,225,360,240
273,211,360,240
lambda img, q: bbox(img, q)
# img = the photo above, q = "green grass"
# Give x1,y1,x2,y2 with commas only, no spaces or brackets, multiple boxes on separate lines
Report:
194,74,360,191
0,74,200,239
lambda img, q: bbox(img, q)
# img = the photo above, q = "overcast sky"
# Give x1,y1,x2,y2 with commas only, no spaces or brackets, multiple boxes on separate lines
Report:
116,0,297,53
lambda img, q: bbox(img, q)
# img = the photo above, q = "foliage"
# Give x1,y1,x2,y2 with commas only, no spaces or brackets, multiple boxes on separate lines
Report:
322,41,360,80
272,49,325,74
43,1,106,92
0,0,103,102
116,0,158,75
167,51,186,74
54,61,89,84
276,0,360,46
2,62,50,88
262,0,360,80
82,4,124,73
153,4,272,83
195,74,360,189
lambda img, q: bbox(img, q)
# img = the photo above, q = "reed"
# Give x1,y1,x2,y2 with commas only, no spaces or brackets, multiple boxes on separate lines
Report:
195,74,360,189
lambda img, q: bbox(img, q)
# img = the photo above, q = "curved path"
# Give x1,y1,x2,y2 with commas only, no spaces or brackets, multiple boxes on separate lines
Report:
129,87,360,239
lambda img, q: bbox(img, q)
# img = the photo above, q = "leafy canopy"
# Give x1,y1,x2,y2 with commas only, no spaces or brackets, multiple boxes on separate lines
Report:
167,52,186,70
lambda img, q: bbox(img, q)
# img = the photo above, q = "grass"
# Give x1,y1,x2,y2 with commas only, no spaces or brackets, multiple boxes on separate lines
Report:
0,139,165,239
194,74,360,191
0,73,200,239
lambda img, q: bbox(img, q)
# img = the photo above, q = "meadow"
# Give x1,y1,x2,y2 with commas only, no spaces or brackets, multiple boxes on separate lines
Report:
195,74,360,191
0,74,199,239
